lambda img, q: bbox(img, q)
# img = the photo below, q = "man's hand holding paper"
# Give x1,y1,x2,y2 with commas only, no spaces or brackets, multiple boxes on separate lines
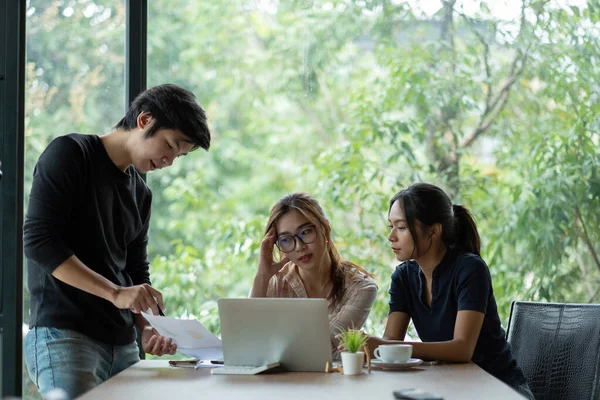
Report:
142,312,223,360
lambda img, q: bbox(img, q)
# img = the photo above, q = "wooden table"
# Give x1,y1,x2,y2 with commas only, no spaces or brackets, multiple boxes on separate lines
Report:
80,360,524,399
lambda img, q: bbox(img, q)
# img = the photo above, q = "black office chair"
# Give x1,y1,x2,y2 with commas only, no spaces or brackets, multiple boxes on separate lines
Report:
506,301,600,400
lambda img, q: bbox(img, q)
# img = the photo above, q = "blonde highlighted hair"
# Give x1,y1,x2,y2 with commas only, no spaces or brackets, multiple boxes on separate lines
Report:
266,193,372,307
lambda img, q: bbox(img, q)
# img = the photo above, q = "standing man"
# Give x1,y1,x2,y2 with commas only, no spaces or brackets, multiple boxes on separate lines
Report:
23,84,211,398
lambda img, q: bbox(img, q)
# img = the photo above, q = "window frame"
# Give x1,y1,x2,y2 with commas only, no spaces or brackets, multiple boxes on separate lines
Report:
0,0,148,396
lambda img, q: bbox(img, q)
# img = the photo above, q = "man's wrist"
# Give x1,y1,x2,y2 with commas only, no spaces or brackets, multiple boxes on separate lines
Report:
104,282,120,304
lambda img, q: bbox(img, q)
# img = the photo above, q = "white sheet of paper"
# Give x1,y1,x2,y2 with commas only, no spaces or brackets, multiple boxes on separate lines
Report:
142,312,223,360
178,347,223,360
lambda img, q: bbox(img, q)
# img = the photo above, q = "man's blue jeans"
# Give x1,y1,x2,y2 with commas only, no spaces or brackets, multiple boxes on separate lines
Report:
24,327,140,399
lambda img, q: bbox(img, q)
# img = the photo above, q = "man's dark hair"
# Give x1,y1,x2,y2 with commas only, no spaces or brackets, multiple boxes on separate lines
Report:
115,83,211,151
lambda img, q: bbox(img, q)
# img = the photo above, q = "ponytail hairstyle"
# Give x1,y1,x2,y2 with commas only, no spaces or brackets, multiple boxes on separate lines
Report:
389,183,481,256
266,193,373,307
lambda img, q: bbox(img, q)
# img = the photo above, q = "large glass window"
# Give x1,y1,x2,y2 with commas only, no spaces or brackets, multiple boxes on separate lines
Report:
146,0,599,344
146,0,403,335
24,1,125,396
10,0,598,393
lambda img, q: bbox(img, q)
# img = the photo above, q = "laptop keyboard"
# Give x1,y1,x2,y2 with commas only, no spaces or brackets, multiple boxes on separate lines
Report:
210,362,280,375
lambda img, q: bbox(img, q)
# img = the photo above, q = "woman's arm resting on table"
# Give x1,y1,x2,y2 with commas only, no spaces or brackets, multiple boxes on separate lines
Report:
365,311,410,356
406,310,484,362
367,310,484,363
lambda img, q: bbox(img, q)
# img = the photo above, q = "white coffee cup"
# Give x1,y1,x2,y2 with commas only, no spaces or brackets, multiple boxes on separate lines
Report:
374,344,412,363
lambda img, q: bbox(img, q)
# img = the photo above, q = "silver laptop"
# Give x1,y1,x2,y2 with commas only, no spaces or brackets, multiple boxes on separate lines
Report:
217,298,332,372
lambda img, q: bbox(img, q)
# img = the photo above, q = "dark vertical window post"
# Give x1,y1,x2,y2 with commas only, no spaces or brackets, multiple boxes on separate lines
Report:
126,0,147,106
126,0,148,360
0,0,26,397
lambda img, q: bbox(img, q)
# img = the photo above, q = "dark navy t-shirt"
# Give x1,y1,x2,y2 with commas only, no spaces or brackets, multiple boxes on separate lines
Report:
389,251,526,388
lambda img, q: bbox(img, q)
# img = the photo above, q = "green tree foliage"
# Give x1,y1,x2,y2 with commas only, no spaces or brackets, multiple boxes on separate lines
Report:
23,1,599,385
143,0,600,329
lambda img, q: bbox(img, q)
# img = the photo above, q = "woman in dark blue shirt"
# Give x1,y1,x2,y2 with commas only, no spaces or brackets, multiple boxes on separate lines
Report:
366,183,533,399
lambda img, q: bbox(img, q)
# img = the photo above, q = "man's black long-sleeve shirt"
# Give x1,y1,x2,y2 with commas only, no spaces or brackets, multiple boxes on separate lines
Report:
24,134,152,345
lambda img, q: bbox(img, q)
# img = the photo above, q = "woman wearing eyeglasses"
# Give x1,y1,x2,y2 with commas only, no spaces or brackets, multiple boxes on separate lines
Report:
250,193,377,357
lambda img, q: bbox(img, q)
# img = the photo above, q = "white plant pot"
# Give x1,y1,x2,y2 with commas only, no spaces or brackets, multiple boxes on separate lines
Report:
341,351,364,375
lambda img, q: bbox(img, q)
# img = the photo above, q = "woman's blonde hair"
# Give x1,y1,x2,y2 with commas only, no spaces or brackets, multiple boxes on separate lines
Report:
266,193,372,307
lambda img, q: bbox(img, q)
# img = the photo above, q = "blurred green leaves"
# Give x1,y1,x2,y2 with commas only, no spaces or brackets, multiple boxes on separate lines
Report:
24,0,600,346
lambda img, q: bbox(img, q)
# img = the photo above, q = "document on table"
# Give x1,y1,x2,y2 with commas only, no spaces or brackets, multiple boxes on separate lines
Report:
142,312,223,360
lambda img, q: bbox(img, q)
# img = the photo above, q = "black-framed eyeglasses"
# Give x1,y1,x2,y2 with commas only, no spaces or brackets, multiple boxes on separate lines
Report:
275,224,317,252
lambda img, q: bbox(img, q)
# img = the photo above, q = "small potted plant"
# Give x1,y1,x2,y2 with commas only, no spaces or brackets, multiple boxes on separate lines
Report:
338,328,368,375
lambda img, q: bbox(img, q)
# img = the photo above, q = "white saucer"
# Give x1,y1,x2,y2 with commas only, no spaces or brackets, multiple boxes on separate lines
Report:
371,358,423,370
